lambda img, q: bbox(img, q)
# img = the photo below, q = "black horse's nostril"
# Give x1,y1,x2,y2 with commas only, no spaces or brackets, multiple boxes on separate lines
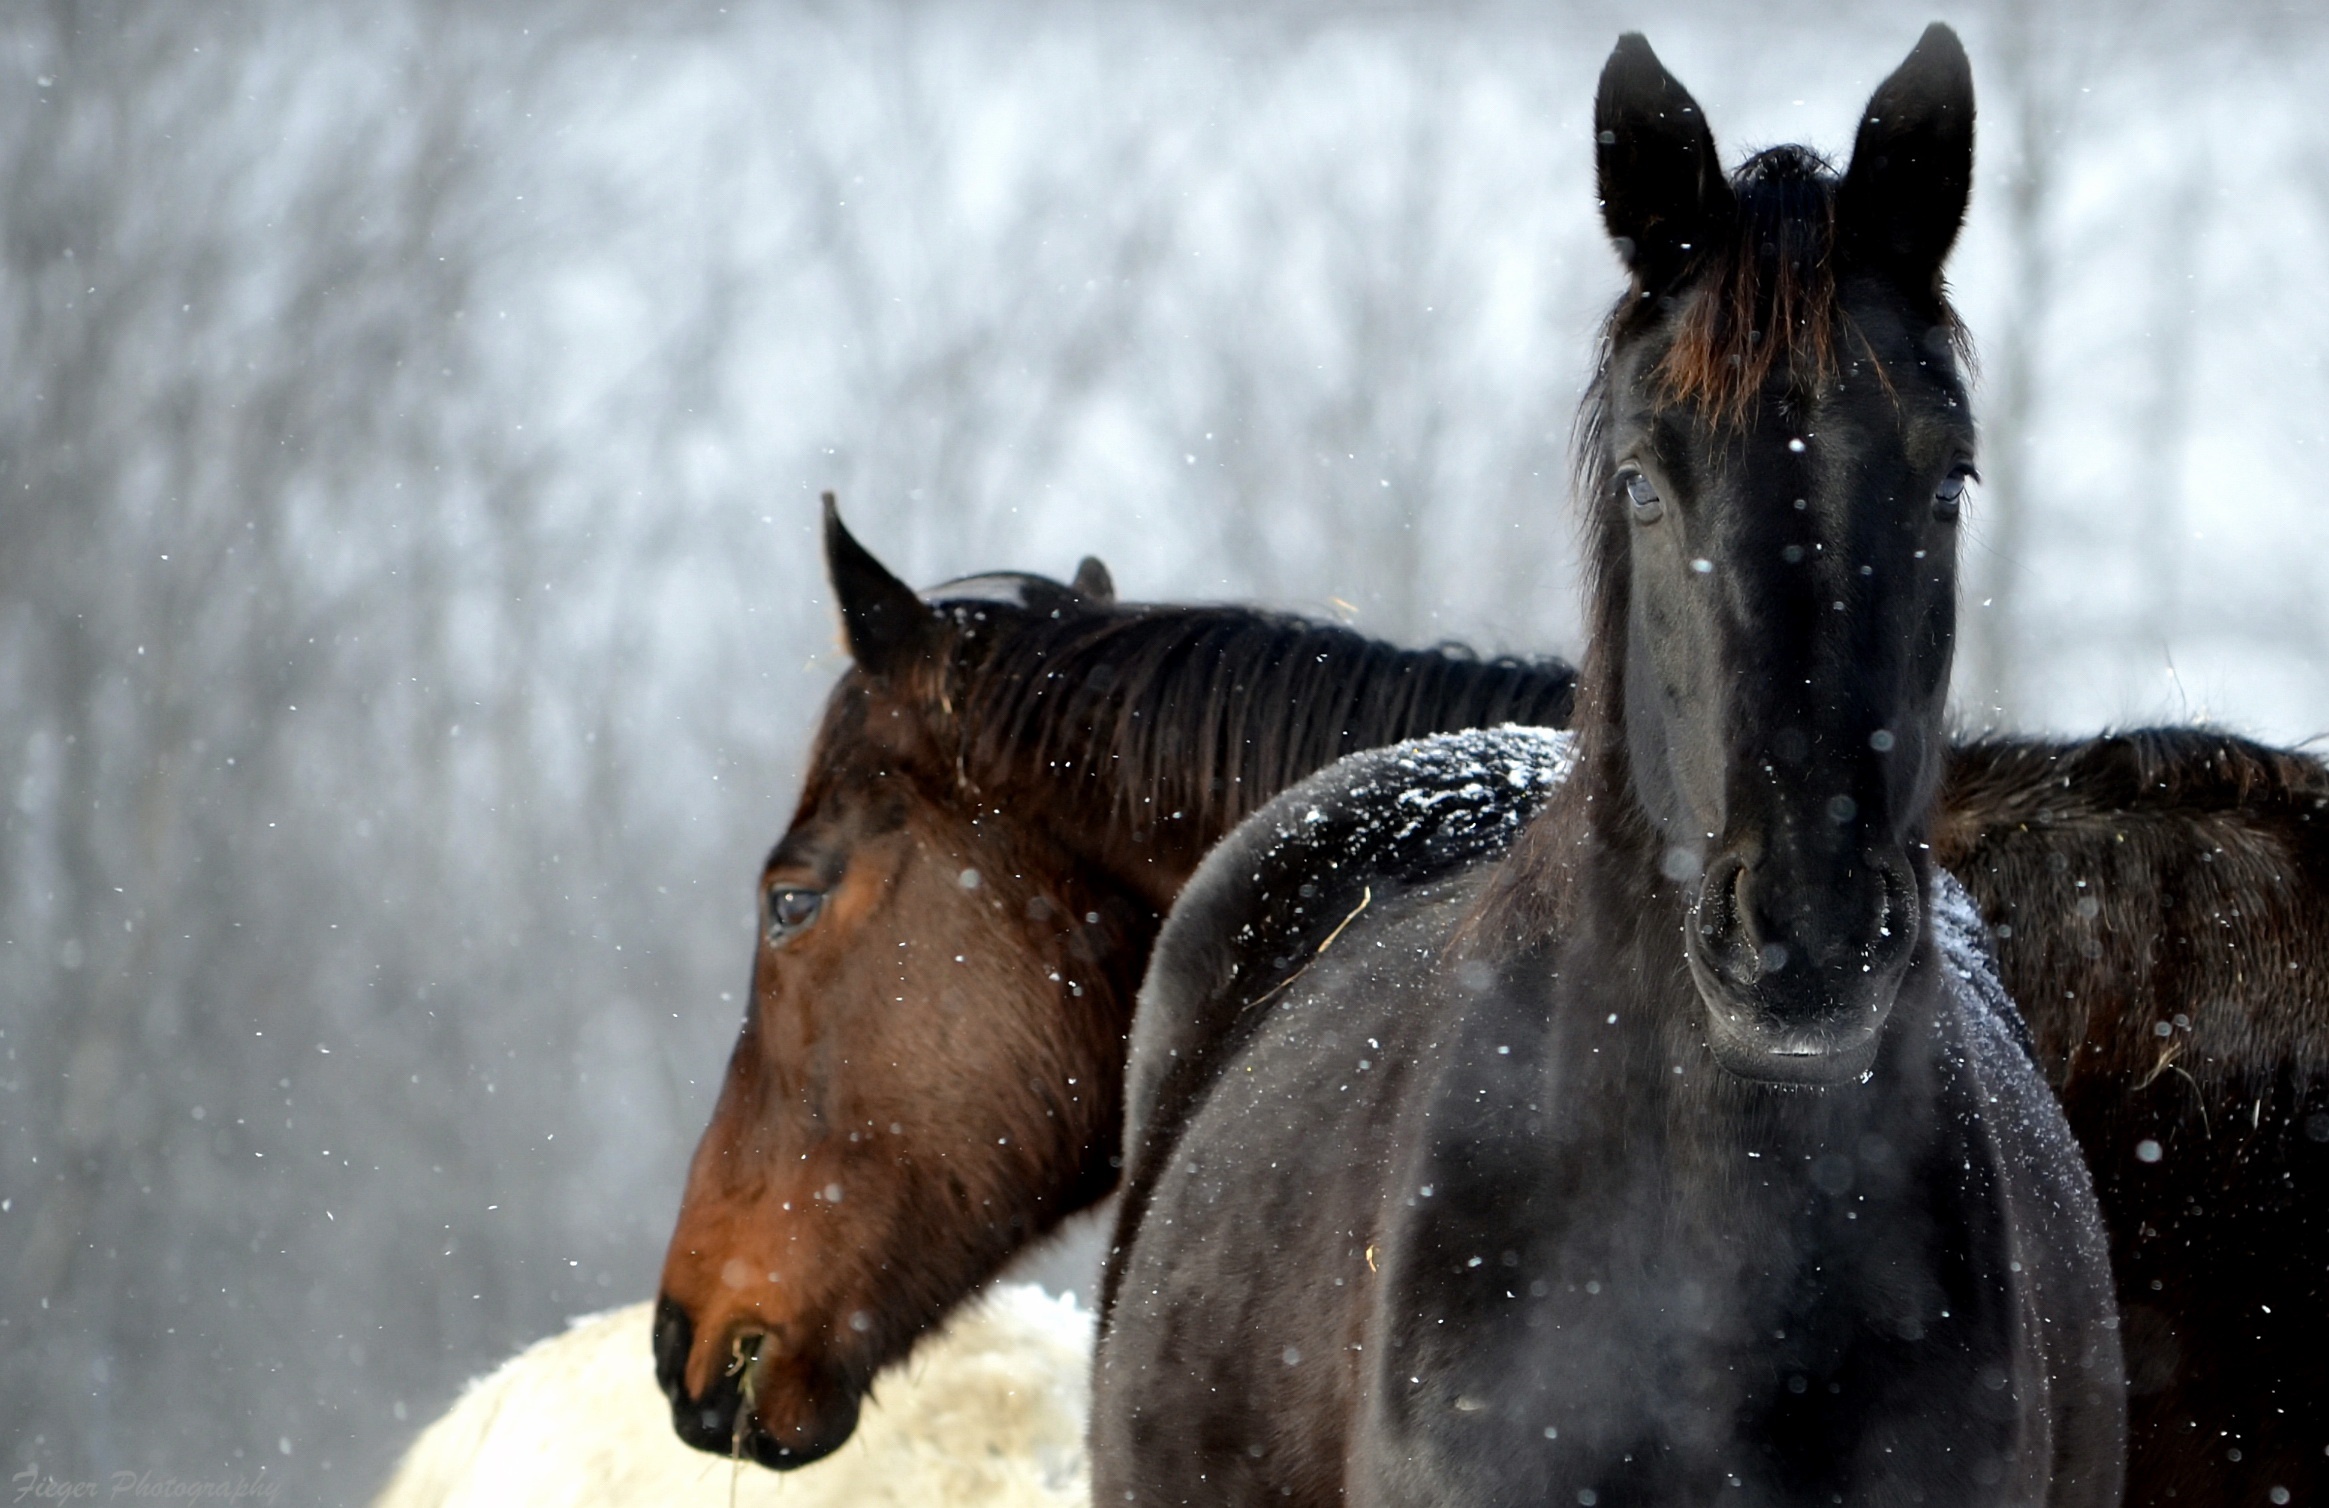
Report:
1691,854,1760,983
1870,852,1919,965
1694,854,1735,939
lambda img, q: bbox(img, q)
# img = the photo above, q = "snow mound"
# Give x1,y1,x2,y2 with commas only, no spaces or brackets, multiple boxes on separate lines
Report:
371,1283,1092,1508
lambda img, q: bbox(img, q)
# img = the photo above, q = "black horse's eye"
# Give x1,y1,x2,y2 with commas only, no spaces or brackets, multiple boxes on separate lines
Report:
766,888,824,941
1933,464,1976,522
1623,470,1664,523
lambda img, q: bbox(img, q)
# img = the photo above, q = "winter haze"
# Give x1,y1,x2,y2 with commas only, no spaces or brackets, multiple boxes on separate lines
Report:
2,1,2323,1499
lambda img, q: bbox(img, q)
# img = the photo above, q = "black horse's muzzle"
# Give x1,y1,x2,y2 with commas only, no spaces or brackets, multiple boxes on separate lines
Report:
1685,846,1919,1085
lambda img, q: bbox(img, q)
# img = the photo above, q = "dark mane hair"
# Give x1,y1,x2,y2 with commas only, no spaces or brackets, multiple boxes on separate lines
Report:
1600,143,1971,434
935,600,1576,837
1652,145,1842,423
1936,725,2329,1084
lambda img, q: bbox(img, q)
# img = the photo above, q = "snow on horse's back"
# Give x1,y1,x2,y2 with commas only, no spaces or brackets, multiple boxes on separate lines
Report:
372,1283,1091,1508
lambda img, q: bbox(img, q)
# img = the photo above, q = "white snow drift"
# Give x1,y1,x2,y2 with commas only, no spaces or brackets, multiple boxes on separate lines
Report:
372,1283,1092,1508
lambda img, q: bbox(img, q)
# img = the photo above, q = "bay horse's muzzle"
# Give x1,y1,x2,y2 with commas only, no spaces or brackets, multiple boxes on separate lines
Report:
652,1295,863,1470
1686,846,1918,1085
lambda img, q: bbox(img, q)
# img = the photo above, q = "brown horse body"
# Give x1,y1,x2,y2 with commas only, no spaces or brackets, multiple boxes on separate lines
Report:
658,512,2326,1502
1940,734,2329,1505
654,503,1574,1466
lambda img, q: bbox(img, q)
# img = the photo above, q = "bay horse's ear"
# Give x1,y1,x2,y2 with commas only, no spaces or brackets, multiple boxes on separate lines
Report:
1595,33,1733,292
1836,24,1974,298
822,492,940,679
1070,556,1115,604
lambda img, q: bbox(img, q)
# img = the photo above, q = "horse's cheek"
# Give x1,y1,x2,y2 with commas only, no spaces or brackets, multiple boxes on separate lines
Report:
1913,587,1955,698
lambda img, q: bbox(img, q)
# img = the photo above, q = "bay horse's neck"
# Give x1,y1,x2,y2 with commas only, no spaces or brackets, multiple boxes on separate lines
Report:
945,605,1577,912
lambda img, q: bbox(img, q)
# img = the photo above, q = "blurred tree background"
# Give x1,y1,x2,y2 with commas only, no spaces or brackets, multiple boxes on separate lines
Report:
3,0,2325,1497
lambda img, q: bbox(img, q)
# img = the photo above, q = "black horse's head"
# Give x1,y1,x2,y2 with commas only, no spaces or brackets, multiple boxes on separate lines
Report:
1589,26,1975,1084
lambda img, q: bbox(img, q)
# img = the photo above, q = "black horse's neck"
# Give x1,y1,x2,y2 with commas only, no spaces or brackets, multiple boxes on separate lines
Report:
1466,578,1647,946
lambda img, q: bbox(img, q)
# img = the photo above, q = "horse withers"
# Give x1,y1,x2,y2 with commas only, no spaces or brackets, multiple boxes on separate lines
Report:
1096,28,2123,1504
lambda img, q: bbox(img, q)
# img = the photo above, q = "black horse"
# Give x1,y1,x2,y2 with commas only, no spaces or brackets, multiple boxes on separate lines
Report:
1096,27,2124,1506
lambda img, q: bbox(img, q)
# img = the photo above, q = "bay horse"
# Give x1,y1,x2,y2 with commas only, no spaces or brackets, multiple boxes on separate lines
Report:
1095,27,2126,1504
1938,737,2329,1506
656,535,2329,1501
654,497,1577,1466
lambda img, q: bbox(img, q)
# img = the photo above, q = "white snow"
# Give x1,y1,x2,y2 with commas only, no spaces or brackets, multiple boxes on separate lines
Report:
371,1283,1092,1508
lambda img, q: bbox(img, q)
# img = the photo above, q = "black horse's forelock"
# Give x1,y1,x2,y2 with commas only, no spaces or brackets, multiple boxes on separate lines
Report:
1565,140,1975,710
1602,143,1970,437
1656,145,1843,422
930,600,1577,835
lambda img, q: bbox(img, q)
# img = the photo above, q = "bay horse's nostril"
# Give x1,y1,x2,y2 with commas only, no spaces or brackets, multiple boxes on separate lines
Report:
652,1294,694,1407
726,1330,767,1459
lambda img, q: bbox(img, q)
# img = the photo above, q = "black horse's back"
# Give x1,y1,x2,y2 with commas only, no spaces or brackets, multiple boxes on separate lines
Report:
1103,728,1576,1498
1114,724,1578,1223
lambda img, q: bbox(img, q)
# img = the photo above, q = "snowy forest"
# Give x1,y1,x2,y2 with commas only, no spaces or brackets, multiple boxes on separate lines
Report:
5,0,2328,1498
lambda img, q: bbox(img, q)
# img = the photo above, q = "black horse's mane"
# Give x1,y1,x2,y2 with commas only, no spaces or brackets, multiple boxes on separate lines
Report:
1653,145,1845,422
938,598,1577,837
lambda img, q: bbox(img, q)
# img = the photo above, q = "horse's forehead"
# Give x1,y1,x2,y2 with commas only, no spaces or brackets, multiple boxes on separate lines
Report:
783,692,949,837
1608,357,1965,463
817,668,942,755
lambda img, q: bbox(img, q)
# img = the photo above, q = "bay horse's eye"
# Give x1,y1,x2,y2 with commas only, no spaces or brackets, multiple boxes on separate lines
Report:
766,888,824,941
1933,465,1976,522
1623,471,1664,523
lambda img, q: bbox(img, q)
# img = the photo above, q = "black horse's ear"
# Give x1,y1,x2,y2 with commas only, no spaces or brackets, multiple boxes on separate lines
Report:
1595,33,1732,292
1070,556,1115,604
822,493,939,679
1836,23,1974,297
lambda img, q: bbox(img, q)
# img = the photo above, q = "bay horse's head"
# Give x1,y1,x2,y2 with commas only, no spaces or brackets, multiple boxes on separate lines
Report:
1588,26,1974,1084
654,498,1140,1467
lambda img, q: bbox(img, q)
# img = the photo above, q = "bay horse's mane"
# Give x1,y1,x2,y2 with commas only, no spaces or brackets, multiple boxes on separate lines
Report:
1937,726,2329,1086
931,592,1577,839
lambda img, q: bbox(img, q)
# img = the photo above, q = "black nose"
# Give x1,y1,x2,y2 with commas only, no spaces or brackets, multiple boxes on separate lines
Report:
652,1295,862,1469
654,1294,750,1454
1686,847,1918,1084
1696,850,1915,1007
653,1294,693,1402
